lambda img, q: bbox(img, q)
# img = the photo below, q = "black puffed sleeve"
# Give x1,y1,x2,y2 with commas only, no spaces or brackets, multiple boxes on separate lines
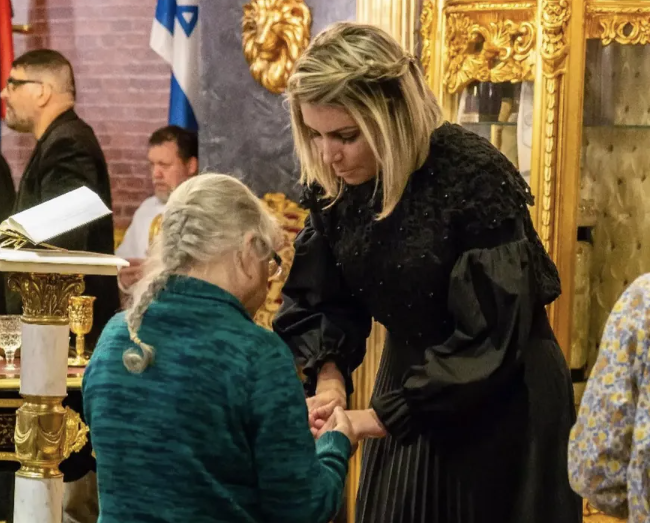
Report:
273,214,372,396
373,125,561,442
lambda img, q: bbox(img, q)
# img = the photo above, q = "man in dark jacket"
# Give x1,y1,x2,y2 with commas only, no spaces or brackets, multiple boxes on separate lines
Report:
1,49,118,523
0,154,15,315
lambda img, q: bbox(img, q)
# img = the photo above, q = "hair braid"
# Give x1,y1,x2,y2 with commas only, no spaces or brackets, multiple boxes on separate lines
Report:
123,210,190,373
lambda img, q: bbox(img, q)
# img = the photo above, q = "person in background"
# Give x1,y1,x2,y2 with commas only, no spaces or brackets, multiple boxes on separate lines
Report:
116,125,198,290
84,173,354,523
569,274,650,522
1,48,119,523
0,153,14,316
0,152,14,521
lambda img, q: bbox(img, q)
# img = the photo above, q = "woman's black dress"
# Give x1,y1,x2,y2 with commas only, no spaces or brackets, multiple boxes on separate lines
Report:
273,123,582,523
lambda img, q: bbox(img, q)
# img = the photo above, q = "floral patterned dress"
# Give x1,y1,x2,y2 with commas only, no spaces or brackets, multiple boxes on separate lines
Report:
569,273,650,522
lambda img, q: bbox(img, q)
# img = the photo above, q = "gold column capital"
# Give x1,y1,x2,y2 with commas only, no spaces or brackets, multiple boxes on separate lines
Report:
7,273,85,325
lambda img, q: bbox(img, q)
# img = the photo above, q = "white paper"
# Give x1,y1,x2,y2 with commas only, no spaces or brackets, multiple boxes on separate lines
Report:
0,187,111,244
0,248,128,267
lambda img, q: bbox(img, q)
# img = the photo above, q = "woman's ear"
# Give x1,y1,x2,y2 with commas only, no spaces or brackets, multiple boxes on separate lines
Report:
238,231,258,280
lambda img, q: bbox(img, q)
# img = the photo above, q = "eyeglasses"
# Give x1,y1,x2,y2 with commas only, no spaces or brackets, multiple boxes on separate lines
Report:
268,252,282,279
5,77,44,92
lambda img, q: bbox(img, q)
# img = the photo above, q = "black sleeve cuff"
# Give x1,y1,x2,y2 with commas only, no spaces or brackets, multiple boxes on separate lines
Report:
371,390,418,445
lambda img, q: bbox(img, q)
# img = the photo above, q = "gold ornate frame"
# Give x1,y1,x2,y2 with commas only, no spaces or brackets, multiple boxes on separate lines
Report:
418,0,650,418
419,0,584,356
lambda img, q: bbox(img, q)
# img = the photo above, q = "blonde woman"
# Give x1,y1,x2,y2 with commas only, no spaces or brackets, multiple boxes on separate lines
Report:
83,174,355,523
273,22,581,523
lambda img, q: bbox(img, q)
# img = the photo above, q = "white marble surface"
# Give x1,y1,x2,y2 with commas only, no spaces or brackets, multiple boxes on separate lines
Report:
14,476,63,523
20,324,69,397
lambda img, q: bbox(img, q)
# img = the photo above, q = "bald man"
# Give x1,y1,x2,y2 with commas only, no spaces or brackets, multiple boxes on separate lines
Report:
1,49,118,523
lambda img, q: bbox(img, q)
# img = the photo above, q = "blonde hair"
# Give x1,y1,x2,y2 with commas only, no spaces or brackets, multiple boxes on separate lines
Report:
287,22,443,219
123,173,281,374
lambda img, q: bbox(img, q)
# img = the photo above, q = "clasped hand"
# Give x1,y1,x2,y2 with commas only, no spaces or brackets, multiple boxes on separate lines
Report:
307,389,386,445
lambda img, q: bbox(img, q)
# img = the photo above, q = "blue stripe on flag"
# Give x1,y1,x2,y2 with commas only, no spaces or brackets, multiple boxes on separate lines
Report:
155,0,176,34
169,74,198,131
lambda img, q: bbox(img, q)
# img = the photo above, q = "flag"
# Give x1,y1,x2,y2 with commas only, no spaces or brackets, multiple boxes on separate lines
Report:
150,0,199,131
0,0,13,120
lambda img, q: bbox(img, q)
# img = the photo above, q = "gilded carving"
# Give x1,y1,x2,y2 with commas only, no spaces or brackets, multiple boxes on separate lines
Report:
538,0,571,250
14,398,88,479
7,272,85,325
443,14,536,93
242,0,312,94
0,413,14,449
445,2,535,13
540,0,571,76
63,406,89,459
420,0,436,84
591,16,650,45
254,193,308,330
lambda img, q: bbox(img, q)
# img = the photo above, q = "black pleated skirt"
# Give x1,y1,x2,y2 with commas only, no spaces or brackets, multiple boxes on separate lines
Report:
356,332,583,523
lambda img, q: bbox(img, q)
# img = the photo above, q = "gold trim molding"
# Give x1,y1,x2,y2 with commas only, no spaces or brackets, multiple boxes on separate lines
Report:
445,2,536,13
420,0,436,84
7,273,85,325
443,13,536,93
536,0,571,251
586,2,650,44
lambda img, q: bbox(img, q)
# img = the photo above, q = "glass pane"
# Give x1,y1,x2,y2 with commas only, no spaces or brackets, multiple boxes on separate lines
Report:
574,41,650,377
453,81,534,186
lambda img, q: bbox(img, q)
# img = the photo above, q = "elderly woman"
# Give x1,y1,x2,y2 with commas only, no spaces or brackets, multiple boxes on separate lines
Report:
569,274,650,523
83,174,355,523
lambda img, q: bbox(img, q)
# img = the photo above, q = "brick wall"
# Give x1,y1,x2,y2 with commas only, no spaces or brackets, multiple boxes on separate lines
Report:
1,0,170,229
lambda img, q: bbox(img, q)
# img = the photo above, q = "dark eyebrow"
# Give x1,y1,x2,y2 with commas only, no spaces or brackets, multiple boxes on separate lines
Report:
306,125,359,136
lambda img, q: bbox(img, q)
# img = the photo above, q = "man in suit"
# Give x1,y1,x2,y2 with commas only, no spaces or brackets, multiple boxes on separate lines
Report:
0,154,15,315
1,49,118,523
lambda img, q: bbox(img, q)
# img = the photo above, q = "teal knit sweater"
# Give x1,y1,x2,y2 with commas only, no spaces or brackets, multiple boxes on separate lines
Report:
83,275,350,523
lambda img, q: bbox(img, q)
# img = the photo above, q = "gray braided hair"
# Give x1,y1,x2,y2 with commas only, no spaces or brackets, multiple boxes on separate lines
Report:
123,173,280,373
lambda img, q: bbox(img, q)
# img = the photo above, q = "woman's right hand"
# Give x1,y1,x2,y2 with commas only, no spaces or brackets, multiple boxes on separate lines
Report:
325,406,358,453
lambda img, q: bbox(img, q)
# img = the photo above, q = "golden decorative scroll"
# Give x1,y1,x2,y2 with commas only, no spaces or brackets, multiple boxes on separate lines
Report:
445,2,536,13
420,0,436,85
7,273,85,325
254,193,308,330
586,2,650,45
14,398,88,479
242,0,312,94
443,13,536,93
537,0,571,252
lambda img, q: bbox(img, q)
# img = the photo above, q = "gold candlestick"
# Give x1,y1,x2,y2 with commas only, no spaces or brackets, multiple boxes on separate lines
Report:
68,296,95,367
